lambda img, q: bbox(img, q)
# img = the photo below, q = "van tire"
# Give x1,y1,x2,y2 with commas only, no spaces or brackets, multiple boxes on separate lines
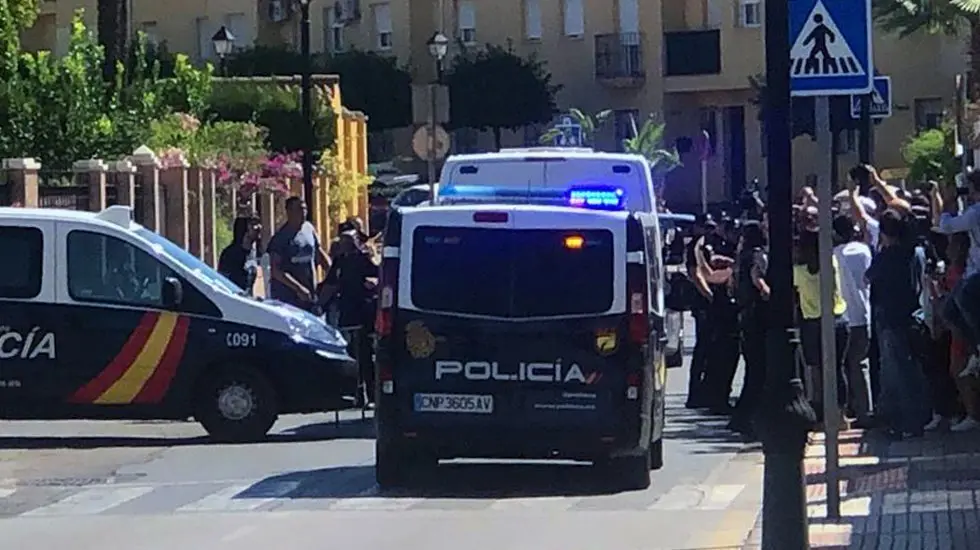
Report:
649,438,664,470
596,454,651,491
195,367,279,443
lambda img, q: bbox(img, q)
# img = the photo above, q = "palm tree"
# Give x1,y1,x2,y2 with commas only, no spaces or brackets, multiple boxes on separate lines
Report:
620,114,681,176
873,0,980,98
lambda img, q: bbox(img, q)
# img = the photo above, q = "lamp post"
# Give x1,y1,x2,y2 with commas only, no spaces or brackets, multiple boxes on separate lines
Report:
299,0,315,222
758,0,814,548
426,31,449,199
211,26,236,76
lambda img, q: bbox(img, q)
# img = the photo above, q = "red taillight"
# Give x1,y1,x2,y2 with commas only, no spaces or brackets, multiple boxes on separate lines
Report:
627,263,649,345
375,258,399,337
473,211,508,223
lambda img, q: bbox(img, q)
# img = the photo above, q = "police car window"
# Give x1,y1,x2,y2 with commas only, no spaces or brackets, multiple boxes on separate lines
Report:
0,226,42,299
67,230,174,308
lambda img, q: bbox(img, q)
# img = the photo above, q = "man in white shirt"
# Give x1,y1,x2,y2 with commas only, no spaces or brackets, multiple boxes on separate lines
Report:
832,215,874,425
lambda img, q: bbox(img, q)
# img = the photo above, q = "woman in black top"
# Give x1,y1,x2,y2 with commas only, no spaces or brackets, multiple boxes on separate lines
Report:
218,216,262,295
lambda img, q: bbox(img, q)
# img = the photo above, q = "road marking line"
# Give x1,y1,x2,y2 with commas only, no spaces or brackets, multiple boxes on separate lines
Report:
177,481,300,513
698,484,746,510
0,488,15,499
489,496,576,511
23,486,154,516
647,485,704,510
221,525,259,542
327,497,423,511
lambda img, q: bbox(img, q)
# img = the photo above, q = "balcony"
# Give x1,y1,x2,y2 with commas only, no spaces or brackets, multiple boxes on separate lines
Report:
594,32,645,88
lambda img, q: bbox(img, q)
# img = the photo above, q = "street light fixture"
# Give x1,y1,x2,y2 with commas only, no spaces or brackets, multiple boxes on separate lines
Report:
298,0,315,222
425,31,449,200
211,26,236,75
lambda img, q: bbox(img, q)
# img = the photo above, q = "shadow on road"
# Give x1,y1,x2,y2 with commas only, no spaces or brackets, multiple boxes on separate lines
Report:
0,417,376,450
257,460,637,500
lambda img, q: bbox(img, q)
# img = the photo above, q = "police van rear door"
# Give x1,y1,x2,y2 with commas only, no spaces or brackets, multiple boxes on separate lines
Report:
395,205,630,432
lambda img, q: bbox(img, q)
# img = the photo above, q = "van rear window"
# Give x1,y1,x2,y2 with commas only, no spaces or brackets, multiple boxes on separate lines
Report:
410,227,614,317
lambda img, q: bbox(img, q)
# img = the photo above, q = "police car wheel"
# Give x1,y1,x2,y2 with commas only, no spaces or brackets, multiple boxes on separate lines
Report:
196,367,279,443
595,454,651,491
649,438,664,470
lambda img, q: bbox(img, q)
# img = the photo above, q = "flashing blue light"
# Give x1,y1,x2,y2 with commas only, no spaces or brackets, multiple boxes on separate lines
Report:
567,186,625,210
437,184,626,210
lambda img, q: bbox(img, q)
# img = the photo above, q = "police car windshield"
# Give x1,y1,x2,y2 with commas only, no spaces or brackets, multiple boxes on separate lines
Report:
135,228,244,295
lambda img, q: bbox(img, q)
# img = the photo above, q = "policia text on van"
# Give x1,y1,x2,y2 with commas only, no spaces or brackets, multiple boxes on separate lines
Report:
0,206,357,442
373,149,669,491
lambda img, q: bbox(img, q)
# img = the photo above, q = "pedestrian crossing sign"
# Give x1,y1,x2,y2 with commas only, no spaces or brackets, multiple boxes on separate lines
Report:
790,0,873,97
850,76,892,119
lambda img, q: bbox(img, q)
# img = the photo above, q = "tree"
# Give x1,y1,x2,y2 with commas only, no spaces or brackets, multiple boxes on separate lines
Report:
902,121,960,184
873,0,980,98
538,108,611,147
620,115,681,176
445,44,561,150
322,50,412,132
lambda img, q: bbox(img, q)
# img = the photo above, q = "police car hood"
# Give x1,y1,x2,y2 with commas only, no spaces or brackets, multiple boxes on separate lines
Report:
214,292,349,352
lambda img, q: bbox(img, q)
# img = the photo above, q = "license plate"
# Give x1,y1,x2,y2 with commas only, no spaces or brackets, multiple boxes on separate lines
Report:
414,393,494,414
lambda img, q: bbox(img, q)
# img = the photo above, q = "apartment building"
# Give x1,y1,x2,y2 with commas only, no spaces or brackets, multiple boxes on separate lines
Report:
19,0,964,205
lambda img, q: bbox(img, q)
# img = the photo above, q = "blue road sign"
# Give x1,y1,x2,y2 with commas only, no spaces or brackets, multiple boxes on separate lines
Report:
553,115,583,147
850,76,892,119
790,0,873,97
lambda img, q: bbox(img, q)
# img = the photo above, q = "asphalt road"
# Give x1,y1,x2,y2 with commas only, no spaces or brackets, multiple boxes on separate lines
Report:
0,315,764,550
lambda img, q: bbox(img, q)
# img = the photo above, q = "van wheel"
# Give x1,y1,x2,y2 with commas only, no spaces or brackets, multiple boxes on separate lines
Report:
596,454,651,491
196,367,279,443
376,442,436,489
649,438,664,470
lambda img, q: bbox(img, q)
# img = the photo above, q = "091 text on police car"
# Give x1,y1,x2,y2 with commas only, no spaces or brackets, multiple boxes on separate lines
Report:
414,393,494,414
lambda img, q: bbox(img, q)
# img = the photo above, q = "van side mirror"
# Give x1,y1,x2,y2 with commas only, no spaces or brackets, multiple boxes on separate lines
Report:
162,277,183,308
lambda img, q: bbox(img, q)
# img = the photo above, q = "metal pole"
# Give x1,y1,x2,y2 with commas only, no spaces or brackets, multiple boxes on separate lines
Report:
759,0,812,545
859,94,872,164
816,95,841,520
700,159,708,213
427,80,437,196
300,1,315,222
957,74,969,176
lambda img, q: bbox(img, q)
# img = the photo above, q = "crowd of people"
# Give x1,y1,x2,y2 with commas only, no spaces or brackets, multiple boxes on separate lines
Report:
685,165,980,440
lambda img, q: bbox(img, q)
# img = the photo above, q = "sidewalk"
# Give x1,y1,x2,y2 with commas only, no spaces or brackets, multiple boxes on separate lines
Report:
745,428,980,548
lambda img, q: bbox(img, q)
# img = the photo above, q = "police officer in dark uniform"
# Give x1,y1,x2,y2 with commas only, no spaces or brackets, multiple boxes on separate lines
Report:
699,214,742,414
685,213,715,408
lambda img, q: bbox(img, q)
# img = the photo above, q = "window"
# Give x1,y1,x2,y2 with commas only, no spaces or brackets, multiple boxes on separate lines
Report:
411,227,614,317
0,227,42,299
67,231,174,308
224,13,253,51
524,0,542,39
138,22,159,46
563,0,584,36
195,17,214,61
738,0,762,27
915,98,944,131
458,1,476,45
372,3,392,50
614,110,640,152
325,6,345,52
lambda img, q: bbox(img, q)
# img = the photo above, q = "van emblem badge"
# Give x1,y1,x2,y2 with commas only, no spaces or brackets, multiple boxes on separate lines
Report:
406,321,436,359
595,329,617,355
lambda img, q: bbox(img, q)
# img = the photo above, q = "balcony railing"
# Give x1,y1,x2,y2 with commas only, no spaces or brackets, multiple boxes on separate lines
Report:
594,32,645,82
663,30,721,77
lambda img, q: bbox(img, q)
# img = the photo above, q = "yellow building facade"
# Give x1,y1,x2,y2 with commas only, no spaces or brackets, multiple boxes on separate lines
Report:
20,0,966,208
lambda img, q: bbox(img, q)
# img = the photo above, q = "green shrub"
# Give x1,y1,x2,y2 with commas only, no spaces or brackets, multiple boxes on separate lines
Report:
901,122,960,186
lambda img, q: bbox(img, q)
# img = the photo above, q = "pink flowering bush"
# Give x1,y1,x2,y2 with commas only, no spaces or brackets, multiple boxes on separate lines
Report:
216,151,302,196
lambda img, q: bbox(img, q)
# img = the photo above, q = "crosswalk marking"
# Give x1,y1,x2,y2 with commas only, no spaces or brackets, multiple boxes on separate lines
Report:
22,486,154,517
489,496,575,511
327,497,423,511
176,481,300,513
647,484,746,511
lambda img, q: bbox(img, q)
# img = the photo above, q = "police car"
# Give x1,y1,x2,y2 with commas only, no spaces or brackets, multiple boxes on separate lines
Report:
374,149,667,490
0,205,356,442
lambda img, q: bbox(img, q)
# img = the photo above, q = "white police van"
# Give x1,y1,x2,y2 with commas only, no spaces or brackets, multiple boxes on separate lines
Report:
0,205,356,442
374,148,668,490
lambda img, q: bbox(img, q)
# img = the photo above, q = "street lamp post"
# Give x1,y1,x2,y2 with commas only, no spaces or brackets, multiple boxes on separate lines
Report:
211,26,236,76
426,31,449,200
299,0,315,222
758,0,814,548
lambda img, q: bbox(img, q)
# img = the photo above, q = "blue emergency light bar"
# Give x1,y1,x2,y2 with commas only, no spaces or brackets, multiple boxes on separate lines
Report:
438,185,626,210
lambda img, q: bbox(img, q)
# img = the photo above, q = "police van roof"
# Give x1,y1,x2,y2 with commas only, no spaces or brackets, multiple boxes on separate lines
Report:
448,149,648,164
0,205,134,229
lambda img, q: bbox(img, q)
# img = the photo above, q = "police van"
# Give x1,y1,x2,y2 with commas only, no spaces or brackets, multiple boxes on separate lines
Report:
374,149,667,490
0,205,356,442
